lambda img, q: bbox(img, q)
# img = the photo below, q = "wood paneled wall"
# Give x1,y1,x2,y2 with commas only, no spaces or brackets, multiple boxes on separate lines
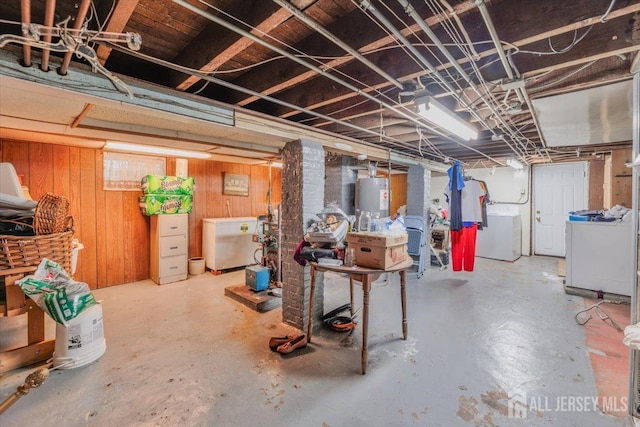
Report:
0,139,282,289
389,173,407,215
610,148,633,208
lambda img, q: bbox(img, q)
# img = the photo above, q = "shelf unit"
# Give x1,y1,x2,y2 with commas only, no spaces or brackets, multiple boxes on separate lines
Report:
150,214,188,285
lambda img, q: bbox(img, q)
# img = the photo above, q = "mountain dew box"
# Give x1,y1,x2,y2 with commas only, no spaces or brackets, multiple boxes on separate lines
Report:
141,175,195,195
139,194,193,215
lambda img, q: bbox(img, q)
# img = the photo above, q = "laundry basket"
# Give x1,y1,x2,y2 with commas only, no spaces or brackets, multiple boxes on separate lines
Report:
0,229,74,273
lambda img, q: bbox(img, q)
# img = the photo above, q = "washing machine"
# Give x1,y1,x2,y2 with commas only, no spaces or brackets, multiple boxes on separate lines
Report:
476,205,521,262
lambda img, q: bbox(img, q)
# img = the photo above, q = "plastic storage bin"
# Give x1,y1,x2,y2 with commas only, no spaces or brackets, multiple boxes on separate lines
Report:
569,214,589,221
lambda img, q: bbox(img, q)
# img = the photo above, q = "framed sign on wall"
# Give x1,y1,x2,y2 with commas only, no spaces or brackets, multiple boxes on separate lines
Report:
223,173,249,196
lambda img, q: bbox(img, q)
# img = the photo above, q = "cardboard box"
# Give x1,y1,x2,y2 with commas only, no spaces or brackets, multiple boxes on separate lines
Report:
345,232,409,270
138,195,193,215
141,175,195,195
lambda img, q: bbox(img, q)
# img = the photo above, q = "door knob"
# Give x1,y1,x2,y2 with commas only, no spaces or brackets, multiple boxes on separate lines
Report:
536,216,541,222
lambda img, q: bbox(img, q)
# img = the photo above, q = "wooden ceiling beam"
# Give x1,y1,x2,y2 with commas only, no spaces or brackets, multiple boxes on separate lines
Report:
225,0,481,107
166,1,288,90
95,0,139,65
254,1,640,122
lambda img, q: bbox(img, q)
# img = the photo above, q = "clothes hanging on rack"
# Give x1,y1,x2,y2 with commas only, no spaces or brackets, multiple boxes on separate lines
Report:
451,223,477,272
445,174,485,272
446,161,464,231
476,180,491,229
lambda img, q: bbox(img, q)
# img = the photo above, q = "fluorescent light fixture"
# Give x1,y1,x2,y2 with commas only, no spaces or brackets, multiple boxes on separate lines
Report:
506,158,524,169
104,141,212,159
415,96,478,141
270,161,283,168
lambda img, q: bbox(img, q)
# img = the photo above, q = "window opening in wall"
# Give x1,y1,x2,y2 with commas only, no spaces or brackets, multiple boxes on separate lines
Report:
103,152,165,191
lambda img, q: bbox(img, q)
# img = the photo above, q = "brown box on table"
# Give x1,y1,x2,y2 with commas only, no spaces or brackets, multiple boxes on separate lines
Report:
346,232,409,270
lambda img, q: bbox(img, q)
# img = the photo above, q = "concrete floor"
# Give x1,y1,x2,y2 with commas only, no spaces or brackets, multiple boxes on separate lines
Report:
0,255,634,427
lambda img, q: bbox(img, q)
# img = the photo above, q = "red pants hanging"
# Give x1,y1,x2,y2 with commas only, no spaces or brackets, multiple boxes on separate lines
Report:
450,223,478,272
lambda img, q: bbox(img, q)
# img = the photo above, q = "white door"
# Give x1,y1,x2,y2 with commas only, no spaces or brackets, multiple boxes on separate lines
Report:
533,162,587,256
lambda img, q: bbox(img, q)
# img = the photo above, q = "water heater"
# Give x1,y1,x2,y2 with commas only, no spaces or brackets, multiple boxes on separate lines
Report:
355,177,389,217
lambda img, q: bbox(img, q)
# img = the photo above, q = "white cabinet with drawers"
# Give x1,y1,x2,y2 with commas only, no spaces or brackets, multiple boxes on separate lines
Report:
150,214,188,285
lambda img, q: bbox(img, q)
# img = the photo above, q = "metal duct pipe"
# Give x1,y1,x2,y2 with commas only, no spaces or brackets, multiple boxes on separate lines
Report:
59,0,91,75
272,0,403,89
20,0,31,67
41,0,56,71
172,0,502,164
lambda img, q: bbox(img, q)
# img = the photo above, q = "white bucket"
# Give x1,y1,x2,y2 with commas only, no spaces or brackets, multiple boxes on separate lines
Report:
71,239,84,275
53,303,106,369
188,257,206,275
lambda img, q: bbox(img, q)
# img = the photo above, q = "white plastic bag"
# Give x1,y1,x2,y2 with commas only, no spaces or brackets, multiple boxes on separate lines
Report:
17,258,97,325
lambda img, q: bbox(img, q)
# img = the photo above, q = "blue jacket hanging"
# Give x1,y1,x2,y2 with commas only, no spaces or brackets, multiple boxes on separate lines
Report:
447,161,463,231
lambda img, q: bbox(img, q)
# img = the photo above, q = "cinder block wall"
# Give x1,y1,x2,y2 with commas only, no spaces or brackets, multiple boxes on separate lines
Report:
407,164,431,220
281,140,326,330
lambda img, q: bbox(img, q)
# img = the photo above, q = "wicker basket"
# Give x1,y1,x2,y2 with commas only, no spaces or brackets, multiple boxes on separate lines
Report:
0,227,74,273
34,193,71,235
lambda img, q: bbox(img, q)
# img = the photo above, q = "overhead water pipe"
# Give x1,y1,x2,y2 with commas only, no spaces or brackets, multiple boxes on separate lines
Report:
359,1,476,115
476,0,548,155
107,42,458,165
40,0,56,71
359,0,520,163
59,0,91,75
20,0,31,67
271,0,404,89
395,0,528,161
172,0,503,164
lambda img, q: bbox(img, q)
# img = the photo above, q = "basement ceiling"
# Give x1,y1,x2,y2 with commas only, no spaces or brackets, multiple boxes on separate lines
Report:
0,0,639,168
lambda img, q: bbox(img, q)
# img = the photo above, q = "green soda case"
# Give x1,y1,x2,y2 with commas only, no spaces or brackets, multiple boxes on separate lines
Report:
141,175,195,195
138,194,193,215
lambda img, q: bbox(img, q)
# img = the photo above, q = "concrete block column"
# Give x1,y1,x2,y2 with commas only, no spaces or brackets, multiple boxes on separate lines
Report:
407,164,431,220
280,139,326,330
